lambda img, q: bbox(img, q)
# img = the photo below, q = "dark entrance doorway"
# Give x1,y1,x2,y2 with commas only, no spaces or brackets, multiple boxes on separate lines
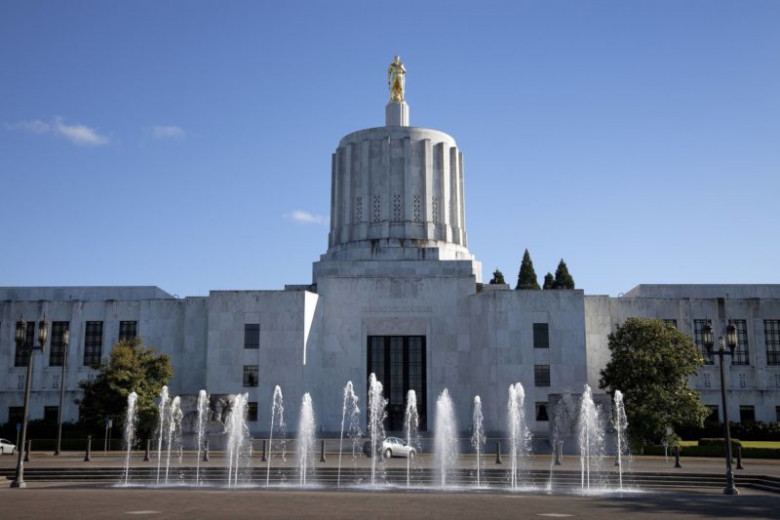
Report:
367,336,427,432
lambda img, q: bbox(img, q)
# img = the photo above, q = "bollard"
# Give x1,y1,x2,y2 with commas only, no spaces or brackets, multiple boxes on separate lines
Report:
495,440,502,464
555,440,563,466
736,446,744,470
320,439,327,463
203,439,210,462
674,445,682,468
261,440,267,462
24,439,31,462
84,435,92,462
143,438,151,462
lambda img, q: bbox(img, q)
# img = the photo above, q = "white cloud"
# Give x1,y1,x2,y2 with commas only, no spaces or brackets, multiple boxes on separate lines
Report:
5,116,109,146
150,125,185,140
284,210,328,225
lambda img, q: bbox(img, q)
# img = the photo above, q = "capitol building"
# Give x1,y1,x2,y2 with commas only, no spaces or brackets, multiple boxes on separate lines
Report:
2,60,779,437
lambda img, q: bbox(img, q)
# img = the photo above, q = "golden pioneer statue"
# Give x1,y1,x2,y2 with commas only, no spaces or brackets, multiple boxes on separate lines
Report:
387,56,406,103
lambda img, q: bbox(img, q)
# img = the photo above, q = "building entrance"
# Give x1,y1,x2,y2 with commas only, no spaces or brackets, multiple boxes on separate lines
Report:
367,336,427,431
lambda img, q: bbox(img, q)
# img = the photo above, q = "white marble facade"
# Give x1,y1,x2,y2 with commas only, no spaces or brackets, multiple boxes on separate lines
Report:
2,99,779,437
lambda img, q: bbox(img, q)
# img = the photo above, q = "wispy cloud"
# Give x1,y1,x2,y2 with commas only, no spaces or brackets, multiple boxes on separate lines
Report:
284,210,328,225
150,125,185,140
5,116,109,146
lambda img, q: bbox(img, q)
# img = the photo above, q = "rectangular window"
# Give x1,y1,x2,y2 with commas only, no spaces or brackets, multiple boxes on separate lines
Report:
535,402,549,422
663,319,678,329
14,322,36,367
44,406,59,423
533,323,549,349
705,405,719,424
247,402,258,422
8,406,24,426
739,406,755,423
367,336,427,431
119,321,137,342
243,365,259,387
729,319,749,365
49,321,70,367
83,321,104,367
776,406,780,423
534,365,551,387
244,324,260,349
693,319,714,365
765,320,780,366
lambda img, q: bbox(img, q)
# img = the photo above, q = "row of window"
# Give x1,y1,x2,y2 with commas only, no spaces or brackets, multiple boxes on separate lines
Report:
9,320,137,368
691,319,780,366
704,404,774,424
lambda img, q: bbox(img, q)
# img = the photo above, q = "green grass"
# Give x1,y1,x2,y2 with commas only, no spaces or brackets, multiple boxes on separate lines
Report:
682,440,780,448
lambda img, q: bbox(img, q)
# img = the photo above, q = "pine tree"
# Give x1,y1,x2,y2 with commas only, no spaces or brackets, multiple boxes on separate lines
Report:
516,249,541,290
553,259,575,289
543,272,555,289
489,269,506,285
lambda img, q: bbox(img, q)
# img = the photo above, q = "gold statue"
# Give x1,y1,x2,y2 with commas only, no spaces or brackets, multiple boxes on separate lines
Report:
387,55,406,103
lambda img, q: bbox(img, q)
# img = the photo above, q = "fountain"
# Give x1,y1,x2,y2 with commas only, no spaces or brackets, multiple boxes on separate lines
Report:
578,384,605,492
404,389,420,487
507,382,530,490
367,373,387,486
164,396,182,484
266,385,285,487
434,388,458,488
226,393,249,487
155,386,170,485
613,390,628,492
548,393,576,491
337,381,360,487
122,392,138,485
195,389,208,485
297,393,316,486
471,395,485,487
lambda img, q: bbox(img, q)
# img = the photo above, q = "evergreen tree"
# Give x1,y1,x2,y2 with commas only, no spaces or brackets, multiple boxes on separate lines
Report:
516,249,540,290
489,269,506,285
552,259,575,289
542,272,555,289
600,318,708,448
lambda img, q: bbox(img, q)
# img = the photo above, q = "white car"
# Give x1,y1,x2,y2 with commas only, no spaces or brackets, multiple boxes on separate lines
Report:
382,437,416,459
0,438,16,455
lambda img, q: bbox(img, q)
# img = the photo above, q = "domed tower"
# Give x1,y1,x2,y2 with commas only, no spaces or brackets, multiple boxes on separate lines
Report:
313,57,481,283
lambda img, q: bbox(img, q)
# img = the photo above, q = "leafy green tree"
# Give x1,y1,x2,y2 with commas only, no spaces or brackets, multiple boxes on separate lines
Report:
79,338,172,438
599,318,709,448
542,272,555,289
489,269,506,285
516,249,540,290
552,259,575,289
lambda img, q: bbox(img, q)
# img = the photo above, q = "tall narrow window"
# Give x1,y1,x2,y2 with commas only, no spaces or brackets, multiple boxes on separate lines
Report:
534,365,551,387
705,405,719,424
535,402,549,422
49,321,70,366
14,322,36,367
367,336,427,431
244,324,260,349
247,402,259,422
84,321,104,367
243,365,259,387
729,319,749,365
765,320,780,366
693,319,713,365
119,321,137,342
533,323,549,349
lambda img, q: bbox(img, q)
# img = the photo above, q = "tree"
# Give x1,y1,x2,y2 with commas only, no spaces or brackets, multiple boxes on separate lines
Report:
79,337,172,438
599,318,709,448
516,249,540,290
542,272,555,289
489,269,506,285
552,259,575,289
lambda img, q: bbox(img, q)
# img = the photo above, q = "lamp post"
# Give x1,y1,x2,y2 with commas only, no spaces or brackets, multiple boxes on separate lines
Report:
54,328,70,456
11,317,48,489
702,322,739,495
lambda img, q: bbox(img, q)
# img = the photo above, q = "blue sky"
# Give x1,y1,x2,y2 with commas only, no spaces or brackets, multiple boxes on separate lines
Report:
1,1,778,297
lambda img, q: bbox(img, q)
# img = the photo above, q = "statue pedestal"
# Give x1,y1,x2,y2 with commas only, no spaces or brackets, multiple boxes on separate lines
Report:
385,101,409,126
